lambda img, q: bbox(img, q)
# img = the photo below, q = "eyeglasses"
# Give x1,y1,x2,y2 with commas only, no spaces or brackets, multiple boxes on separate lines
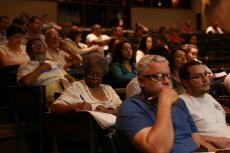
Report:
189,71,212,80
142,73,172,82
32,43,44,48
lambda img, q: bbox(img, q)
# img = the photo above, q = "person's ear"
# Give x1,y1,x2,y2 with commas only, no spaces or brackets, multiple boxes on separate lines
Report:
138,77,145,88
181,79,189,89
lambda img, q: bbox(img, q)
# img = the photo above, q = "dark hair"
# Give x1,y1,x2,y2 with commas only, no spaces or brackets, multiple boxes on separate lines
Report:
6,24,25,37
182,44,198,54
111,40,136,64
28,16,41,24
186,34,198,44
138,35,152,54
26,38,45,54
148,45,172,64
83,52,109,75
135,26,143,34
179,60,202,81
169,47,186,71
12,17,25,26
91,23,101,31
66,26,81,41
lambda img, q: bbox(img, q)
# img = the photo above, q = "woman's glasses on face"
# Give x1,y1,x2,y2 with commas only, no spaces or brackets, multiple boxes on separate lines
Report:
87,71,104,79
142,73,173,82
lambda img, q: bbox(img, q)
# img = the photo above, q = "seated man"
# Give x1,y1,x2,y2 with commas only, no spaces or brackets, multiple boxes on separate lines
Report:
45,28,81,69
179,61,230,149
116,55,215,153
17,38,75,106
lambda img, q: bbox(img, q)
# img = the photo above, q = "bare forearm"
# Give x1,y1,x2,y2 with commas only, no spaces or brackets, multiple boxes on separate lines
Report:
103,109,118,115
192,134,216,151
19,67,43,86
134,103,174,153
200,135,230,149
50,102,75,113
147,103,174,152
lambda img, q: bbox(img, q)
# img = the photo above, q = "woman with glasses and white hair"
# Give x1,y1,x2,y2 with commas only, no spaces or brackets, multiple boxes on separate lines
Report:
51,52,121,115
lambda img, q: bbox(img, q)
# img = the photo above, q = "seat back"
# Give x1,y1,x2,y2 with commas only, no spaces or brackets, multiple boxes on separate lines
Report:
114,130,140,153
8,86,45,128
0,65,19,87
44,111,97,153
7,86,46,153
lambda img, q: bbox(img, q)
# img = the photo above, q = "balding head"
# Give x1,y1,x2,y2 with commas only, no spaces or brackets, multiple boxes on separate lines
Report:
45,28,60,48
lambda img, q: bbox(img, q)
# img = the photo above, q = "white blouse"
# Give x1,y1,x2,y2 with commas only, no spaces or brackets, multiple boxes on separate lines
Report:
55,80,122,110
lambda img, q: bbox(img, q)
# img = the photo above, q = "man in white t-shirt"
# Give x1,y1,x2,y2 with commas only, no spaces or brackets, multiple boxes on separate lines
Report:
86,24,111,55
179,61,230,149
206,20,224,34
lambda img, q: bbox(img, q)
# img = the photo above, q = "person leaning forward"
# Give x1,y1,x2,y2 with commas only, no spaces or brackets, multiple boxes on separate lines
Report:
116,55,216,153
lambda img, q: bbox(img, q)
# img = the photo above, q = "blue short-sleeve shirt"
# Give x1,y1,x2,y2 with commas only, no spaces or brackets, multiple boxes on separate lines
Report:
116,95,198,153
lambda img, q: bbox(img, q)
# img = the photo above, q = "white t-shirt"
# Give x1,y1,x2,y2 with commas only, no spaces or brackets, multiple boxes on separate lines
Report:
17,60,67,97
55,80,122,111
86,33,110,54
126,77,141,98
206,26,223,34
180,93,230,138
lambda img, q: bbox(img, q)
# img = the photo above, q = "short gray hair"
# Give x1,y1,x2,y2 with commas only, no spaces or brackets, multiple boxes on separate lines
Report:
137,55,168,75
83,52,109,75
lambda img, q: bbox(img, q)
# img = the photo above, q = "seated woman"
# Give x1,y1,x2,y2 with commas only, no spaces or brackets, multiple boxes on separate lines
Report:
51,52,122,115
136,35,153,63
170,48,187,94
0,24,30,86
0,24,30,67
110,40,137,87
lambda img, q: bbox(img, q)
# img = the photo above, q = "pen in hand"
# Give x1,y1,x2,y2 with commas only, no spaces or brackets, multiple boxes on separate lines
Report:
79,95,92,111
80,95,85,103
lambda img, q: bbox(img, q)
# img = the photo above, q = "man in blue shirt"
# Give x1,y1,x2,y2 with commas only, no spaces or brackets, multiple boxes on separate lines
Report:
116,55,216,153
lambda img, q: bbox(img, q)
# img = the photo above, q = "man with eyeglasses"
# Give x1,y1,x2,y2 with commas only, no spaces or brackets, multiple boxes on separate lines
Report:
179,61,230,149
116,55,216,153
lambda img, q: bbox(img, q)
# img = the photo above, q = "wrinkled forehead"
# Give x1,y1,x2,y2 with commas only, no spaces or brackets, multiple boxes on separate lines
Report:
141,61,170,75
188,64,207,75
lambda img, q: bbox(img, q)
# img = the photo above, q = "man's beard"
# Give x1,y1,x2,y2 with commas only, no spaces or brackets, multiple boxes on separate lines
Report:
33,54,45,62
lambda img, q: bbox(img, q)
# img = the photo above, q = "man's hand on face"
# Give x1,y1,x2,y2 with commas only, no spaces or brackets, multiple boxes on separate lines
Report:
158,88,178,106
